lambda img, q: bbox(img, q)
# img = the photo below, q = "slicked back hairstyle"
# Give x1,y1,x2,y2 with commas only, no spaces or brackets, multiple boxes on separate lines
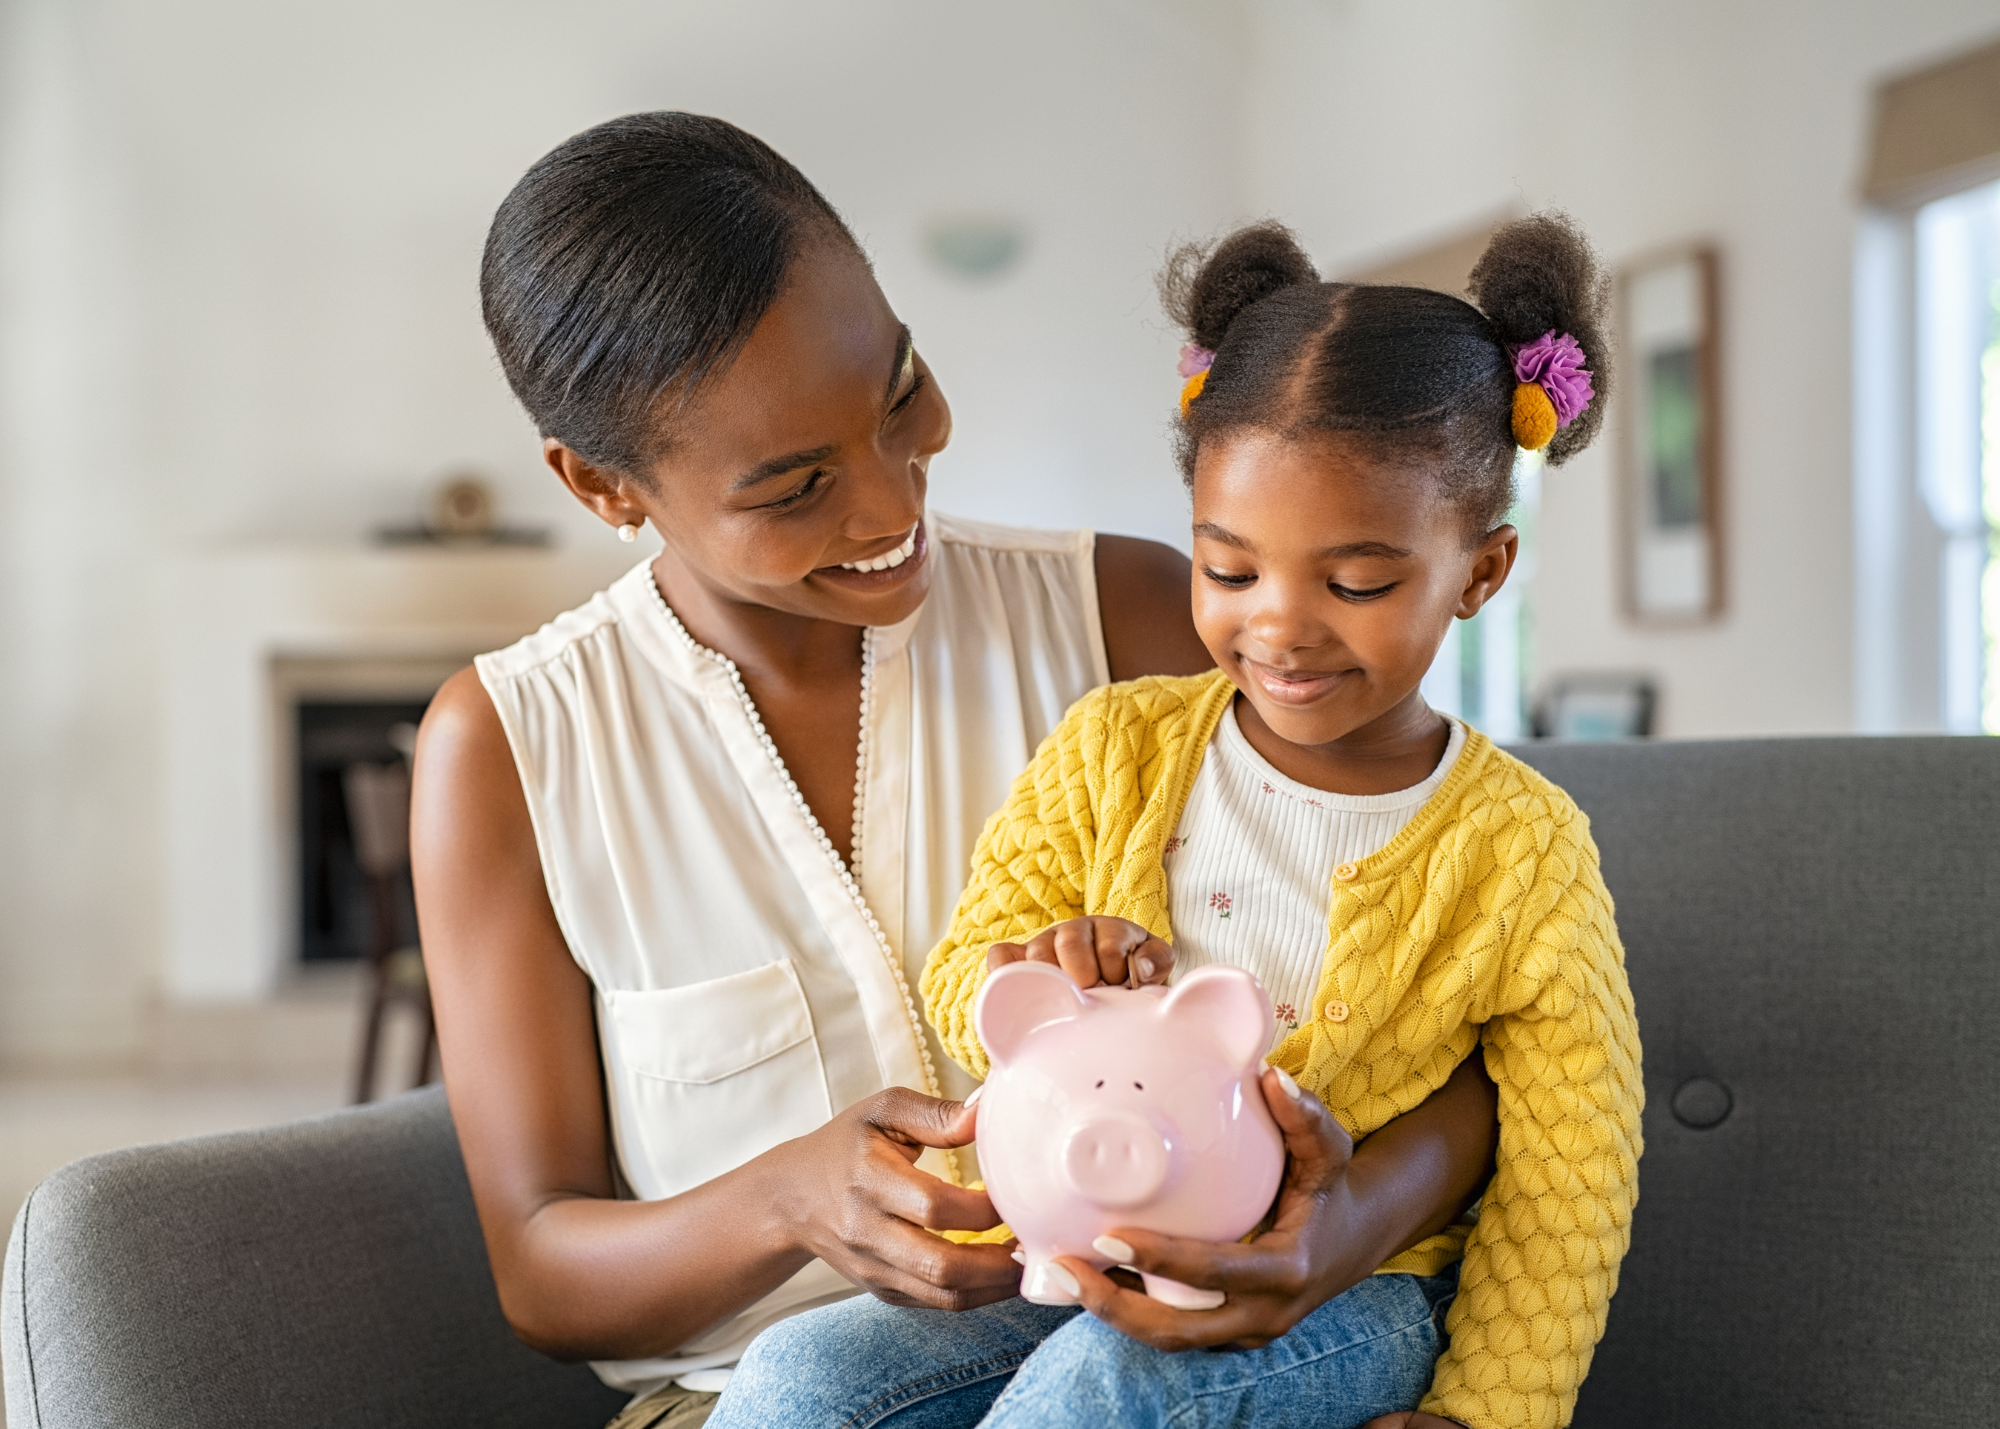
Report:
1160,213,1611,536
481,112,857,477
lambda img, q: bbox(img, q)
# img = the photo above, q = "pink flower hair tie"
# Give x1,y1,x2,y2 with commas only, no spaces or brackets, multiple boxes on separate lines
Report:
1176,344,1215,416
1505,331,1594,449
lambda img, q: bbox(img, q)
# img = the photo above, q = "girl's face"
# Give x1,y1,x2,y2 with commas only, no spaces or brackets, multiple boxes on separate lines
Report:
1189,431,1516,753
549,238,953,629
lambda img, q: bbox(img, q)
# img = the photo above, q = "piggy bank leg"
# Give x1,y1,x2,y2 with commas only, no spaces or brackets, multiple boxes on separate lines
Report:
1139,1273,1225,1311
1020,1255,1083,1306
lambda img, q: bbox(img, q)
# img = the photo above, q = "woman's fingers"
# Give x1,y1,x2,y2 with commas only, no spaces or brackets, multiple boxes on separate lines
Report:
1090,1225,1304,1301
857,1140,1005,1234
1057,1256,1252,1352
853,1230,1022,1311
864,1085,979,1152
1260,1067,1354,1181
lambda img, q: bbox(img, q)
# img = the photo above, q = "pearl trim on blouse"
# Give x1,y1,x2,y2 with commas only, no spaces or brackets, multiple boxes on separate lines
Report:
645,576,941,1100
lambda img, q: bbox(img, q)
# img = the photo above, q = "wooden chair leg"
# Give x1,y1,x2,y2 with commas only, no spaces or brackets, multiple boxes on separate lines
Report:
352,869,402,1105
353,969,389,1105
410,988,437,1091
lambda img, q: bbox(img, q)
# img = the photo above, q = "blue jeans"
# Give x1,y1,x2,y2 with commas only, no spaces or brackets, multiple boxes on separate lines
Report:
707,1265,1458,1429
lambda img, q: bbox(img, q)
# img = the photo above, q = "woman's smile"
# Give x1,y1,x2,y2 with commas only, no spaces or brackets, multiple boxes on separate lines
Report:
813,519,929,593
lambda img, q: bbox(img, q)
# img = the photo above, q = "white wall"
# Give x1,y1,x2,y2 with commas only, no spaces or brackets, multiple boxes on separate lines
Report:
1240,0,2000,738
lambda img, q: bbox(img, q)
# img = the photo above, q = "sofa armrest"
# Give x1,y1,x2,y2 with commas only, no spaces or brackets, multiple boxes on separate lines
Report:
1,1085,626,1429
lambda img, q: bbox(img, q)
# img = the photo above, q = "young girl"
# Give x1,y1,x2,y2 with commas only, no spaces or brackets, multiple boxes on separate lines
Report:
709,215,1642,1429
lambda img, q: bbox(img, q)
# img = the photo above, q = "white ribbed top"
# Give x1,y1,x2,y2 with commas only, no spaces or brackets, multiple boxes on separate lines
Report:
1164,704,1465,1044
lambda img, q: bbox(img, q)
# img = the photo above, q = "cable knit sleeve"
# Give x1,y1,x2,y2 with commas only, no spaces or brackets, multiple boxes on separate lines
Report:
1420,822,1644,1429
919,692,1105,1080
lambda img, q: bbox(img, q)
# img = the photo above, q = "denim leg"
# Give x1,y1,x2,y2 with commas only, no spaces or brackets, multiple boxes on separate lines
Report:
977,1269,1459,1429
706,1295,1081,1429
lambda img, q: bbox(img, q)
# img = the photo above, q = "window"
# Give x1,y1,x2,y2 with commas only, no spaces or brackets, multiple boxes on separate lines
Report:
1854,37,2000,735
1422,450,1541,740
1917,180,2000,732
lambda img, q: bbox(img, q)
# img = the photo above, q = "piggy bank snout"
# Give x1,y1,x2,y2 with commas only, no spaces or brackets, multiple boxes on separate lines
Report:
1060,1113,1169,1208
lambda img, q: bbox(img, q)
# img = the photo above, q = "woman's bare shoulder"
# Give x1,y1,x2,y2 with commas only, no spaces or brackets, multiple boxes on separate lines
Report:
1094,533,1212,681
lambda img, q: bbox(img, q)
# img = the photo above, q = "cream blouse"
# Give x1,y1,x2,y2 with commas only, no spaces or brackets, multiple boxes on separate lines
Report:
475,514,1108,1396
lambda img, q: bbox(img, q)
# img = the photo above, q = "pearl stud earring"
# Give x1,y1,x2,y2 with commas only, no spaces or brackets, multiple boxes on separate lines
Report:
617,522,639,543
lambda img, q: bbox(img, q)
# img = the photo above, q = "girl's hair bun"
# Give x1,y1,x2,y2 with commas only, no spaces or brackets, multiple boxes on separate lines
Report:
1160,221,1319,353
1467,212,1612,465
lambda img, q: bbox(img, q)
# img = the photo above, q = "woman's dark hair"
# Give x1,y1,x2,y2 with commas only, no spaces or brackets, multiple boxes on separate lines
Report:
481,112,856,475
1159,213,1610,534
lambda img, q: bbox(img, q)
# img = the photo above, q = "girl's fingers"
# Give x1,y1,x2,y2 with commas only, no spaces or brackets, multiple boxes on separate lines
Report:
1050,921,1105,987
1129,934,1173,986
985,941,1027,969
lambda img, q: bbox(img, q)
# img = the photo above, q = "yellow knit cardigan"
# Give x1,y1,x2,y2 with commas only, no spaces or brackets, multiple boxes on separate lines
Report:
921,672,1643,1429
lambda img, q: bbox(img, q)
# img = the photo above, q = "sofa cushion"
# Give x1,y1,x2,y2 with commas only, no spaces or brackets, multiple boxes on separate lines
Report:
1514,737,2000,1427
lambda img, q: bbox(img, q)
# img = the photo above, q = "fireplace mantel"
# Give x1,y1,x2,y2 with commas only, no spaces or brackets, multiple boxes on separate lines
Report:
162,539,637,1003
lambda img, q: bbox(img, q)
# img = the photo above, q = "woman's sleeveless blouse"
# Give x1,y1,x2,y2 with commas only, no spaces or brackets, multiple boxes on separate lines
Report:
474,514,1108,1395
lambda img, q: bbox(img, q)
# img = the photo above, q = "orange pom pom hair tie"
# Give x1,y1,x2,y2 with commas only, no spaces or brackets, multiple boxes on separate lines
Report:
1176,343,1214,416
1507,331,1594,450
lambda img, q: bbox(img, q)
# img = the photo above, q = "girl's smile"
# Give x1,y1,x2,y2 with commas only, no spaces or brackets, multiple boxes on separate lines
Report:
1236,657,1355,706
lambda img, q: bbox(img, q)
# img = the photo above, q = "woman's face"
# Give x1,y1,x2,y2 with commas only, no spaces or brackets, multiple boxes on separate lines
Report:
1188,430,1515,751
555,238,952,629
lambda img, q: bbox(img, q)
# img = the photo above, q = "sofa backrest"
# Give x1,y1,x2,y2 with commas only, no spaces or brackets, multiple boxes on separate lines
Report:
7,736,1997,1428
2,1086,626,1429
1512,736,2000,1428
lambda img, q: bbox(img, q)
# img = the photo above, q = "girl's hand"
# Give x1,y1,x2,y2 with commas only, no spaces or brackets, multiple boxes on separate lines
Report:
987,916,1173,989
1052,1067,1381,1351
1359,1415,1467,1428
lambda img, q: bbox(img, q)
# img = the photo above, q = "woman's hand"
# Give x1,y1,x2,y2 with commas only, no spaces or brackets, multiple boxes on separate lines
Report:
784,1087,1023,1312
1359,1415,1466,1428
987,916,1173,989
1053,1067,1384,1352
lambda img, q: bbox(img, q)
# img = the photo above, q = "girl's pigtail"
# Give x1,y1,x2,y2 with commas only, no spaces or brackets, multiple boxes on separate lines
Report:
1160,223,1318,413
1467,213,1612,466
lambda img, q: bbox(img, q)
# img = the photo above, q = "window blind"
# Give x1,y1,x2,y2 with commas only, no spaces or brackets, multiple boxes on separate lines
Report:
1864,35,2000,208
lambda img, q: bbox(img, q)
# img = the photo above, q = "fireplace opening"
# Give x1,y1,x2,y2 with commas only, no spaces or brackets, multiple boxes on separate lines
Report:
297,699,430,962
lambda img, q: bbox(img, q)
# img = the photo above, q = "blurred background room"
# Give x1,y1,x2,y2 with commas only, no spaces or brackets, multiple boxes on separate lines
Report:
3,0,1998,1291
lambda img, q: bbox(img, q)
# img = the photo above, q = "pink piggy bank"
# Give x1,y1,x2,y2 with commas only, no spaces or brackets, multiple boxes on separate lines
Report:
972,960,1284,1309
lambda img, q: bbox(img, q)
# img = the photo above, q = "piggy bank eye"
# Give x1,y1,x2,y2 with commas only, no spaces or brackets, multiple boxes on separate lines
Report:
1133,1081,1145,1091
1095,1079,1105,1088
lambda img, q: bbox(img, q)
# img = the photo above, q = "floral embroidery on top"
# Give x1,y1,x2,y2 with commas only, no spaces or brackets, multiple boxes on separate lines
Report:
1207,891,1232,918
1164,836,1184,854
1273,1002,1301,1032
1259,778,1325,810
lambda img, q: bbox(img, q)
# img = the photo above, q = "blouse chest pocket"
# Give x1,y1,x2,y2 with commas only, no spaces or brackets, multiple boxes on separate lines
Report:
601,959,836,1201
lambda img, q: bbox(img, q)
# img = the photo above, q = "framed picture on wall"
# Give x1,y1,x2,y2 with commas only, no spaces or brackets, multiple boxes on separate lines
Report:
1619,246,1723,622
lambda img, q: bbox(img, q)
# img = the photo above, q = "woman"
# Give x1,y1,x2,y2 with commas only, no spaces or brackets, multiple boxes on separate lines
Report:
412,112,1498,1429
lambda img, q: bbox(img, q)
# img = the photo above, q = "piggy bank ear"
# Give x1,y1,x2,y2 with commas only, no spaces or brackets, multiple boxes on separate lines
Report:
1158,965,1273,1069
975,961,1090,1068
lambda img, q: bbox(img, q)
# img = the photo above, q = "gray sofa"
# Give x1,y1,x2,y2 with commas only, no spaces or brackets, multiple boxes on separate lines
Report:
6,737,1998,1427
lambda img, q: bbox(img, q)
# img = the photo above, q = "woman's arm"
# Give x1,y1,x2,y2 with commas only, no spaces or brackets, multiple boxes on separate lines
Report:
411,669,1021,1360
1095,534,1213,680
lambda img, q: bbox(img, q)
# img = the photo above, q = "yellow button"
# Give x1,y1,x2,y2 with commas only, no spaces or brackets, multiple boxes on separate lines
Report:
1322,1000,1350,1024
1333,862,1359,882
